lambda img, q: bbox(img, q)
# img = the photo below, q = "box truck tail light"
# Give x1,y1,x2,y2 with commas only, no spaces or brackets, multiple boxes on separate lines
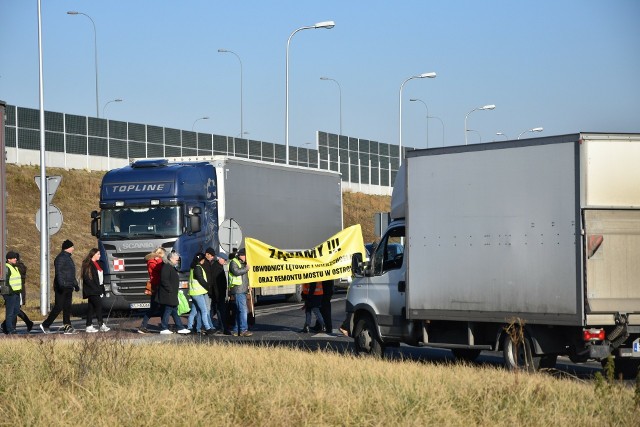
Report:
583,328,605,341
587,235,603,259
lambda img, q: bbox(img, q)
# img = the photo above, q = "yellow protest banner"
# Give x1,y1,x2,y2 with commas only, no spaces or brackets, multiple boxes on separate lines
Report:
245,224,366,287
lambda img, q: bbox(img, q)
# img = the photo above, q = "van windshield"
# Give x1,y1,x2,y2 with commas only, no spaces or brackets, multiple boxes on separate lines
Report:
100,206,182,239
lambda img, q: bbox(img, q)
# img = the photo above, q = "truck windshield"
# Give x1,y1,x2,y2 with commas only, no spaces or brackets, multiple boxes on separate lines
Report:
100,206,182,239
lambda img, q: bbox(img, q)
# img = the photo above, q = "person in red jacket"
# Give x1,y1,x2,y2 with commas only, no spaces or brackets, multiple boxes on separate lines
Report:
138,247,166,333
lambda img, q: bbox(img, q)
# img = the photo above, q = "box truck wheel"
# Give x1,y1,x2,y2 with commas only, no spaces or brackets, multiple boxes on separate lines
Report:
452,349,481,362
353,315,384,358
502,333,541,372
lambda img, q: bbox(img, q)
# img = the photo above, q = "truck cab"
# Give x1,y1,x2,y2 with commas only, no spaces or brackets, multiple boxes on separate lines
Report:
92,159,213,310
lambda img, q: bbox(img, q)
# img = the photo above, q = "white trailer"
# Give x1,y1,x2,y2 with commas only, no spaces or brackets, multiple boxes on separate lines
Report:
346,133,640,377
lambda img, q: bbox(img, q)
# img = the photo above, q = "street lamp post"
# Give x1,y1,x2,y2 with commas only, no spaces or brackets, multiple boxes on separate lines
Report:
517,127,544,139
192,116,210,132
102,98,122,118
102,99,122,170
67,11,100,117
409,98,430,148
464,104,495,145
428,115,445,147
218,49,243,138
496,132,509,140
285,20,335,165
466,129,482,143
320,76,342,135
399,72,436,165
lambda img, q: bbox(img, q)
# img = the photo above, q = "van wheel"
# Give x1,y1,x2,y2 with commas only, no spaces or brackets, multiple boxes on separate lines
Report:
502,334,541,372
353,316,385,358
452,348,481,362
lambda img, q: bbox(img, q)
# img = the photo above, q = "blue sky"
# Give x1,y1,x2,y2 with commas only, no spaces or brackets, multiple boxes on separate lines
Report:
1,1,638,149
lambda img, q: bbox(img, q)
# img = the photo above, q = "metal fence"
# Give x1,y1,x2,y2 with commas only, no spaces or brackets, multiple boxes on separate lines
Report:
4,104,405,194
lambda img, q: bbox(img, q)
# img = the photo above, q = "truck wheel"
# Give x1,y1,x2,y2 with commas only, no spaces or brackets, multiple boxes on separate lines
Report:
452,348,481,362
502,334,541,372
353,316,385,358
539,355,557,370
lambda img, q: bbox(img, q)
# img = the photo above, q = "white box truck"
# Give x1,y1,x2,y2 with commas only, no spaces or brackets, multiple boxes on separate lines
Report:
346,133,640,377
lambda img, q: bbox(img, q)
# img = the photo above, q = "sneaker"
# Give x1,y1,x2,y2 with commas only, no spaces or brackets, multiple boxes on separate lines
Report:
230,331,239,336
240,331,253,337
177,328,191,334
205,328,216,336
63,325,77,335
137,327,149,334
99,324,111,332
40,324,50,334
85,325,98,333
159,329,173,335
300,325,309,333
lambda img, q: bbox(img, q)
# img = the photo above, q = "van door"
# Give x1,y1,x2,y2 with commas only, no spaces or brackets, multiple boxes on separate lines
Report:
366,225,406,338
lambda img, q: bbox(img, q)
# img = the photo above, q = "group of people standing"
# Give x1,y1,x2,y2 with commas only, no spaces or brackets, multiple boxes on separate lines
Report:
3,240,338,337
3,239,110,335
138,246,253,337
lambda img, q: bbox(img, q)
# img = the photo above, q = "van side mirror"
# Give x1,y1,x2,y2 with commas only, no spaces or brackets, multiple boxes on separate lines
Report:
351,253,366,277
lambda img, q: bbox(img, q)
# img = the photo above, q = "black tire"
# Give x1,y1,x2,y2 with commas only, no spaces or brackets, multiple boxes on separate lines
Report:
452,348,482,362
539,355,558,370
353,316,385,358
502,333,541,372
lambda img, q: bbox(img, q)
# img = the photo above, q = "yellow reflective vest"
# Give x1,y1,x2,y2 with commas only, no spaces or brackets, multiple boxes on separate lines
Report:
228,258,243,287
5,263,22,292
188,265,208,296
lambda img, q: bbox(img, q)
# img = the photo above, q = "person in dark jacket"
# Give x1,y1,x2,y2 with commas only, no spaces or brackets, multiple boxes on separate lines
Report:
205,247,230,334
156,251,190,335
41,240,79,335
2,252,33,334
228,248,252,337
81,248,109,333
314,279,334,334
301,281,325,333
3,251,22,334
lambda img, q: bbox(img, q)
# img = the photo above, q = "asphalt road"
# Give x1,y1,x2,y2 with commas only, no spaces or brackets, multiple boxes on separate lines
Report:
14,291,603,379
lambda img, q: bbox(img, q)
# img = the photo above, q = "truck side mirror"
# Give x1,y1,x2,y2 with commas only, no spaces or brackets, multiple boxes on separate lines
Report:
91,217,100,238
188,207,202,234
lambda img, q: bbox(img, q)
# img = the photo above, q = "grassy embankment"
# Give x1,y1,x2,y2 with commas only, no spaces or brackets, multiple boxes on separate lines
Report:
3,164,390,321
0,337,637,426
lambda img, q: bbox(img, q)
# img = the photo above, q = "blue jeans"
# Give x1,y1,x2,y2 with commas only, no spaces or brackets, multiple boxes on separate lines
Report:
231,292,248,334
3,294,20,333
187,294,213,331
160,305,185,330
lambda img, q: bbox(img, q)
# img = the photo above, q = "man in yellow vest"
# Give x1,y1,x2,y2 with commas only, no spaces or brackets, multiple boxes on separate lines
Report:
228,247,252,337
3,251,22,334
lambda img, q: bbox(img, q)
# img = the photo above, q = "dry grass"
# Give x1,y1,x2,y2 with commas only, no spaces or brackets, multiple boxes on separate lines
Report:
0,338,636,426
3,165,389,321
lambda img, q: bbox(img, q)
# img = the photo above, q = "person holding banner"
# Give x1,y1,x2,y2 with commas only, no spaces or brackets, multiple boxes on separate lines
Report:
301,281,325,333
228,247,252,337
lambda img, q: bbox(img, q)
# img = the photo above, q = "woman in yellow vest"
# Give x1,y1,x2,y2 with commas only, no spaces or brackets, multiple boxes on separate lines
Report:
187,253,215,335
3,251,22,334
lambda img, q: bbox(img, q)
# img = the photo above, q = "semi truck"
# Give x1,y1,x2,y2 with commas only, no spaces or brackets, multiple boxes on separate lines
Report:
346,132,640,377
91,156,343,310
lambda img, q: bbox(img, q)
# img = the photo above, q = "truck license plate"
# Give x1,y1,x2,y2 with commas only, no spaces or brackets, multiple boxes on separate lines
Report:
130,302,150,309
